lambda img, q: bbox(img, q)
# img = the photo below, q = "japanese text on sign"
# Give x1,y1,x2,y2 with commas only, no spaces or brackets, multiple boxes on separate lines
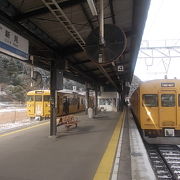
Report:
0,23,29,60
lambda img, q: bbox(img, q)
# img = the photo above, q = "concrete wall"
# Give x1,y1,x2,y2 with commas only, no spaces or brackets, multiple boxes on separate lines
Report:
0,109,27,124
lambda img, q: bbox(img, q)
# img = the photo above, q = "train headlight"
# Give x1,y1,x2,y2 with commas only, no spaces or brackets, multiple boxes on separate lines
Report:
28,104,31,107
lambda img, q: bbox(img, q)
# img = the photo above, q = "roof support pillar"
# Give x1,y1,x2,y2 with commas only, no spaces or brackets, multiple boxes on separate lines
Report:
50,57,65,136
117,92,122,112
94,86,98,115
50,60,57,136
85,83,90,114
120,93,126,112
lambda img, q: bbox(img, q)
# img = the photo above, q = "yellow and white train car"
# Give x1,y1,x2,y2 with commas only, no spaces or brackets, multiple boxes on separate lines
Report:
131,79,180,144
26,90,93,119
56,91,85,116
27,90,50,119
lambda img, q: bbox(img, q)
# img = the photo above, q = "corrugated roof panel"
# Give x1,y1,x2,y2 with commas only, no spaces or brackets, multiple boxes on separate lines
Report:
114,0,133,29
8,0,45,13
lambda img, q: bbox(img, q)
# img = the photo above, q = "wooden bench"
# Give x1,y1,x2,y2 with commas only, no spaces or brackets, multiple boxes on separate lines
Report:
57,115,78,128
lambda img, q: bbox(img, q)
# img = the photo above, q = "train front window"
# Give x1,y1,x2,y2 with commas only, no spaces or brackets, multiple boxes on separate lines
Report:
143,94,158,107
178,95,180,106
44,95,50,101
35,95,42,101
161,94,175,107
26,95,34,102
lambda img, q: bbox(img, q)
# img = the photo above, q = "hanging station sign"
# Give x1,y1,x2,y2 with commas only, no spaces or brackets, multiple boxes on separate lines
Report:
0,23,29,60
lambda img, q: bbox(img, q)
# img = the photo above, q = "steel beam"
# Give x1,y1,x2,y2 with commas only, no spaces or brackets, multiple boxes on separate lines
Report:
109,0,115,24
83,68,99,72
14,0,86,21
97,65,118,89
80,3,94,30
68,58,97,83
21,20,60,49
85,83,90,114
72,60,91,66
94,86,98,115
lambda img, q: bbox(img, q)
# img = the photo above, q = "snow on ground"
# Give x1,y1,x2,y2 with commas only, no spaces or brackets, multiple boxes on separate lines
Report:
0,108,26,112
0,102,25,109
0,118,42,133
0,102,43,133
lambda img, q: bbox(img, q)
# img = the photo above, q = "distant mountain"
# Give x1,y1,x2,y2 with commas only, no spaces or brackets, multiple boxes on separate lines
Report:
0,54,85,102
0,54,50,102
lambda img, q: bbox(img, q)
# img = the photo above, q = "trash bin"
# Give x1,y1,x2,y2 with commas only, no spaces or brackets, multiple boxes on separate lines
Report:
88,107,93,118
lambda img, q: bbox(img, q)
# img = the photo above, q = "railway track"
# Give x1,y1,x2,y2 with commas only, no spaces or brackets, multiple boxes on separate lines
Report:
146,144,180,180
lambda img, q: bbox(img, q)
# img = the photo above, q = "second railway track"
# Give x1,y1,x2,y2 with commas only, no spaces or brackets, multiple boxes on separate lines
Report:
146,144,180,180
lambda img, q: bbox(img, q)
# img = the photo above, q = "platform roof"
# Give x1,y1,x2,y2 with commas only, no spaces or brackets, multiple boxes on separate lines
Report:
0,0,150,92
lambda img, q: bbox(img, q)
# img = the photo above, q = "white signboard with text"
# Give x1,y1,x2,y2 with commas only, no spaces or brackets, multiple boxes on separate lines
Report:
0,23,29,60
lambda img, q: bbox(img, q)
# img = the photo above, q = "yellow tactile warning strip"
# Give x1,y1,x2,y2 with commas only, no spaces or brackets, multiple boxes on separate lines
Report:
93,110,126,180
0,121,49,138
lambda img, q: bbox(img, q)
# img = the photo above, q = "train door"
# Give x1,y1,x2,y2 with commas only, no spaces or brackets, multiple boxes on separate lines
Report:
57,93,63,116
62,96,69,115
81,97,85,110
112,98,117,111
105,98,113,111
177,94,180,127
27,95,35,116
35,95,43,117
77,97,80,111
43,95,50,117
159,91,177,128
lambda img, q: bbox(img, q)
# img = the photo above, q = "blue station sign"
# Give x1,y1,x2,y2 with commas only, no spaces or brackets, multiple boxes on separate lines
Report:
0,23,29,60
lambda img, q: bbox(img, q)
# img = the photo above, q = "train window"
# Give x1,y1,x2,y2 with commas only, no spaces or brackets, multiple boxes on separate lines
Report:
143,94,158,107
178,95,180,106
26,95,34,102
68,98,72,104
99,98,106,105
99,98,113,105
81,98,84,104
113,98,116,106
71,98,77,105
161,94,175,107
35,95,42,101
44,95,50,101
106,98,112,105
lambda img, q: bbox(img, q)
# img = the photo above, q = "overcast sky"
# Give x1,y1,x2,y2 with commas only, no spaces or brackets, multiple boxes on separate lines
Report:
134,0,180,81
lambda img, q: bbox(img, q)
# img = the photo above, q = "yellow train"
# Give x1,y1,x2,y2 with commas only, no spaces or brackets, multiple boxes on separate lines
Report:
26,90,94,119
131,79,180,144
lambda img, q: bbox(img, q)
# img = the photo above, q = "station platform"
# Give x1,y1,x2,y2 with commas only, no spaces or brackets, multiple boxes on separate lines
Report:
0,109,156,180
